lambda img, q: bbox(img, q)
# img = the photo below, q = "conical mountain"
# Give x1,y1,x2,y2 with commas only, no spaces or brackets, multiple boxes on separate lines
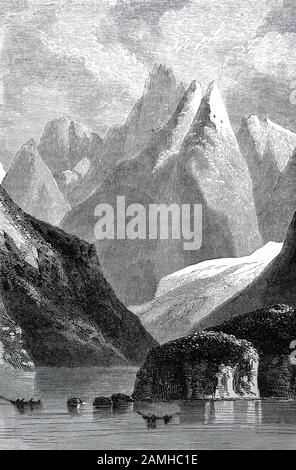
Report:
172,81,262,258
2,139,70,226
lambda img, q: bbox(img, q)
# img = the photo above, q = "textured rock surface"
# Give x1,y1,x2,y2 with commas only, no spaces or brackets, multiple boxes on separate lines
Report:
62,81,261,304
2,139,70,226
210,305,296,397
237,115,296,242
131,242,282,343
133,331,258,401
0,302,35,372
195,212,296,331
0,186,157,366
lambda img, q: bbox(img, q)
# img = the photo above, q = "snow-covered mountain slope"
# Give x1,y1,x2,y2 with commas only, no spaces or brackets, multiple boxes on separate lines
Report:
130,242,281,343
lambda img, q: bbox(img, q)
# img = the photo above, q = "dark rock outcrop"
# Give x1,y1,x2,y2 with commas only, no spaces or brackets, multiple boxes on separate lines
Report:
209,304,296,397
132,331,258,401
93,396,113,407
0,185,157,367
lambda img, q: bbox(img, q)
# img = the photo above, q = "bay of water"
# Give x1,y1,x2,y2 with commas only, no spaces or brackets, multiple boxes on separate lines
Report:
0,367,296,450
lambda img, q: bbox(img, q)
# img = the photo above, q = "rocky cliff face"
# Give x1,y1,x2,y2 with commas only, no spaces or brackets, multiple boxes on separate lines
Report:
0,302,34,372
210,305,296,398
237,116,296,242
2,139,70,226
133,331,259,401
131,242,282,343
62,81,262,305
0,186,157,366
195,212,296,331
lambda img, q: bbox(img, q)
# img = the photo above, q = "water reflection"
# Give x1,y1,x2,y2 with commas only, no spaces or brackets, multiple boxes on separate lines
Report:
1,368,296,449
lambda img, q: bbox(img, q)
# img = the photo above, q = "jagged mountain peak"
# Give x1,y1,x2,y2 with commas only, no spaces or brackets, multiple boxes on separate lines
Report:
38,117,102,174
238,114,296,171
198,80,236,138
153,79,202,171
42,117,92,137
145,63,177,92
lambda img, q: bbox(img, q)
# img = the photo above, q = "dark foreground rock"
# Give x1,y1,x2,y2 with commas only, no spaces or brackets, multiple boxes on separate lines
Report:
111,393,133,406
93,396,113,407
132,331,258,401
0,186,157,367
210,304,296,398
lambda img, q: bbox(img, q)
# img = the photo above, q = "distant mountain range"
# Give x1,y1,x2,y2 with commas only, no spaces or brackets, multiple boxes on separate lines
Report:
2,62,296,309
2,64,184,215
62,79,262,304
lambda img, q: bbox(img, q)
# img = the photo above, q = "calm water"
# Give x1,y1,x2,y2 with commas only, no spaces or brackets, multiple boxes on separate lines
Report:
1,367,296,450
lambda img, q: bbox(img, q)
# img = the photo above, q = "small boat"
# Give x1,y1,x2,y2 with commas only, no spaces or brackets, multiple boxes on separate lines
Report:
0,396,41,407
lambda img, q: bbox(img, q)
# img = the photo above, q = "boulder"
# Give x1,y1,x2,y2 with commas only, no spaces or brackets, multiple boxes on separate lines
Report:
93,396,113,408
210,304,296,398
133,331,259,401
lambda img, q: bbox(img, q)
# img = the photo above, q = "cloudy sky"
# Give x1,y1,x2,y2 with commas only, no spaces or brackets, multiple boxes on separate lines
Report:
1,0,296,152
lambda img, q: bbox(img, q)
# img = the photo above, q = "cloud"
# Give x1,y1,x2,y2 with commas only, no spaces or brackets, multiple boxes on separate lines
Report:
258,0,296,34
2,0,296,154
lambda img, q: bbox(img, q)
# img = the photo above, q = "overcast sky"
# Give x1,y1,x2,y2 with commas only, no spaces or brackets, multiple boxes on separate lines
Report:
1,0,296,151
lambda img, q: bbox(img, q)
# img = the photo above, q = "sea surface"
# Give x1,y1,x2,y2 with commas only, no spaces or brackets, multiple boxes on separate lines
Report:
0,367,296,450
